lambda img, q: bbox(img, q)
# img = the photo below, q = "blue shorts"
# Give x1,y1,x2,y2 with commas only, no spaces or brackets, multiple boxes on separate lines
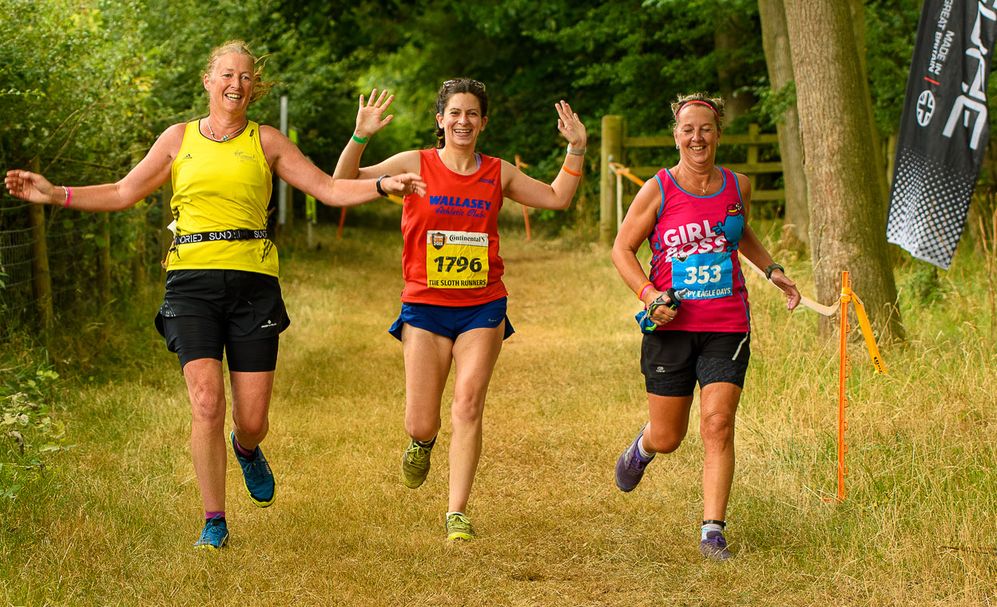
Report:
388,297,515,341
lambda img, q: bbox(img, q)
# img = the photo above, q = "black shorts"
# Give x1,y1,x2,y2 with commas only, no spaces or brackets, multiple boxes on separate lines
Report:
155,270,291,371
640,331,750,396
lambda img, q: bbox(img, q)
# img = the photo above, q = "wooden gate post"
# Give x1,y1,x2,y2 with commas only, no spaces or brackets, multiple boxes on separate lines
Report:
98,213,111,307
600,115,623,246
28,158,53,331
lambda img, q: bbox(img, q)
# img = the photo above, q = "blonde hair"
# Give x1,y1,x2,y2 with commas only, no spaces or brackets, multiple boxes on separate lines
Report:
671,92,725,131
203,40,274,103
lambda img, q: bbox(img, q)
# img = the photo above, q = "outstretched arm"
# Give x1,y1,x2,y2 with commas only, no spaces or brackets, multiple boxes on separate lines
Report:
263,124,425,206
502,100,587,210
4,124,184,212
733,174,800,310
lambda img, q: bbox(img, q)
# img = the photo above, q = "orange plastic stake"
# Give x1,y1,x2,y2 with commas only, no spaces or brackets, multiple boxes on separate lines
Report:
337,207,347,239
837,271,850,502
515,155,532,241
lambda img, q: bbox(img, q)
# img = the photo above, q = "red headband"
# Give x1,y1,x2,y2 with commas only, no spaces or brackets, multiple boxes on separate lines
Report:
677,99,719,119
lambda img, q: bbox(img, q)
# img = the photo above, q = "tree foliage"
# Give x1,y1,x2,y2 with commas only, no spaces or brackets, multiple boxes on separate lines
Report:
0,0,928,335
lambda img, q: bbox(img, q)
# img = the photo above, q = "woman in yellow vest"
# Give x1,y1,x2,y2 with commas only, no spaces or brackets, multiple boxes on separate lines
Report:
3,40,425,550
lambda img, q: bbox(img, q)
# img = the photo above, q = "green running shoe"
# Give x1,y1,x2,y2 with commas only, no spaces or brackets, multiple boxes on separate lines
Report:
445,512,475,541
401,439,433,489
194,515,229,550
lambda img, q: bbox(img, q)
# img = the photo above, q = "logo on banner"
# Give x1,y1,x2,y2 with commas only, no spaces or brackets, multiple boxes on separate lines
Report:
916,90,935,126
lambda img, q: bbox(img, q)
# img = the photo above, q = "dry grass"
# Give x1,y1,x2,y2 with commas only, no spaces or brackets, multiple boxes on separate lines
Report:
2,214,996,606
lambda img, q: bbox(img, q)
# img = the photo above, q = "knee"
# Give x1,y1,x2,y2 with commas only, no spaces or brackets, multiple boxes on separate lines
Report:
405,412,441,441
234,415,268,441
700,412,735,447
450,396,484,427
189,386,226,427
644,425,684,454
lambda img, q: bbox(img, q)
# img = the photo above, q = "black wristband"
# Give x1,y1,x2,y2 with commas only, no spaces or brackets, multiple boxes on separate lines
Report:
764,263,785,280
376,174,389,197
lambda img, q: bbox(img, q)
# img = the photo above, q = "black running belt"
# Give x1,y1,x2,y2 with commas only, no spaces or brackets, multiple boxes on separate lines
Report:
173,229,269,245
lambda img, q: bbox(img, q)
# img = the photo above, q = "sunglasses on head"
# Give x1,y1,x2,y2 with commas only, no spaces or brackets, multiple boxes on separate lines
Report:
443,79,486,91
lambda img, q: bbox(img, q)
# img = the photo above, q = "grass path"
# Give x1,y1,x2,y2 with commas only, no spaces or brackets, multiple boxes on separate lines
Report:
3,220,996,606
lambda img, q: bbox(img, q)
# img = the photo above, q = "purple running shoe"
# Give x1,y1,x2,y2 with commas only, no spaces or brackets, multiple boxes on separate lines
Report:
614,427,654,492
699,530,732,561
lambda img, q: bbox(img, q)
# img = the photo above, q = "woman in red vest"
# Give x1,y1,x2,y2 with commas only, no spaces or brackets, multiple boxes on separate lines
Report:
334,80,586,541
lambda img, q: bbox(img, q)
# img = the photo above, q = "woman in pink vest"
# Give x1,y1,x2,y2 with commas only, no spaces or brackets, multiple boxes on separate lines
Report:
611,93,800,561
334,81,586,541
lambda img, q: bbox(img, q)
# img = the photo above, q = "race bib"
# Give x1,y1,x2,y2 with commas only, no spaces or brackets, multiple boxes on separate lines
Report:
425,230,489,289
671,252,734,299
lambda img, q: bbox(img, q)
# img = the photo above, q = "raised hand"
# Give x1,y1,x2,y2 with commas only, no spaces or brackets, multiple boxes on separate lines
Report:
380,173,427,198
555,100,587,149
5,169,58,205
355,88,396,139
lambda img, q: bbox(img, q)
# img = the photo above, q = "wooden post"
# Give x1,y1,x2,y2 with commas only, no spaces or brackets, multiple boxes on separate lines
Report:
600,115,623,247
27,159,53,331
98,213,111,307
132,207,147,290
514,154,532,241
747,123,760,193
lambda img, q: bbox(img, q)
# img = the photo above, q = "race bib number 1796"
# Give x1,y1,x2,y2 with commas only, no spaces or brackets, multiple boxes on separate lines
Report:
425,230,489,289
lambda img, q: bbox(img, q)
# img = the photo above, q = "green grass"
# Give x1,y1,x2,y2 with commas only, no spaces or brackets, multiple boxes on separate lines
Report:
2,215,996,606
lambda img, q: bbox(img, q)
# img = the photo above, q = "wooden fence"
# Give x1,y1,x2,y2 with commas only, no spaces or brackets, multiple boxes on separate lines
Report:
599,115,783,245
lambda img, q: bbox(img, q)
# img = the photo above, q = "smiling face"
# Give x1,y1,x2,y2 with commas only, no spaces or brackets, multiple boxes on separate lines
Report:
673,104,720,167
437,92,488,149
203,52,254,116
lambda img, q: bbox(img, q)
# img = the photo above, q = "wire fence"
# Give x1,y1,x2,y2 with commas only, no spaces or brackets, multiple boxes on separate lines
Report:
0,191,169,343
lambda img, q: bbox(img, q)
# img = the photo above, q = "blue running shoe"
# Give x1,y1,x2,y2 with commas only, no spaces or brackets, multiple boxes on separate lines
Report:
231,431,275,507
614,427,654,492
699,530,732,561
194,515,229,550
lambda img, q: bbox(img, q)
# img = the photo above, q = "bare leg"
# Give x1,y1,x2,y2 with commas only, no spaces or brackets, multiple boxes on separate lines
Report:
401,325,453,442
699,382,741,521
230,370,275,451
184,358,227,513
642,393,695,454
447,324,504,513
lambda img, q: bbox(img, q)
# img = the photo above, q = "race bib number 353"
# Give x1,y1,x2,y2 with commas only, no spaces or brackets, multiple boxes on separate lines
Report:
671,252,734,299
426,230,489,289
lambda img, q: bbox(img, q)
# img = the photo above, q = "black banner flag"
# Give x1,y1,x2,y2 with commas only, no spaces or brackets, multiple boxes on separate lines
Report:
887,1,997,269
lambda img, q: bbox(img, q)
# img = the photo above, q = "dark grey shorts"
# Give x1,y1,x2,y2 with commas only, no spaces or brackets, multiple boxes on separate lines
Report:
640,330,750,396
155,269,290,371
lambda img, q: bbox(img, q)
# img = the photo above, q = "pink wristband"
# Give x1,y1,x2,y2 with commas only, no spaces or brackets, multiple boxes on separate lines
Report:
63,186,73,208
638,282,654,301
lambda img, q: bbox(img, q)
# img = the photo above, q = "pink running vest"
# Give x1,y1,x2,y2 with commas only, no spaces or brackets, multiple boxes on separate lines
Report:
646,167,750,333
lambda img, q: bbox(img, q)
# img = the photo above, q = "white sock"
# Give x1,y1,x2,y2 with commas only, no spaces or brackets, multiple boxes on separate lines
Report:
637,436,654,460
701,521,725,541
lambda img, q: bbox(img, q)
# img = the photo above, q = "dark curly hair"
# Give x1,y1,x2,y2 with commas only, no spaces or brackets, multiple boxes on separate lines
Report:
434,78,488,149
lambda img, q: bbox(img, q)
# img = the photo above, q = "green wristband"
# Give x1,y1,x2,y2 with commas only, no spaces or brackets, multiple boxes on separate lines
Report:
351,133,369,145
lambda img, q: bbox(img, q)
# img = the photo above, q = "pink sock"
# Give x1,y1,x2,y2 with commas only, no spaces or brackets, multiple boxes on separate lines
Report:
233,436,255,458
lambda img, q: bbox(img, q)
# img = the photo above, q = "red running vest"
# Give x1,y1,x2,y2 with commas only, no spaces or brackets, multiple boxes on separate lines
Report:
400,149,507,306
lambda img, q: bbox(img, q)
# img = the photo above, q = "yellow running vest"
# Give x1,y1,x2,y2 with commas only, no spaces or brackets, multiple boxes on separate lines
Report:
165,120,277,276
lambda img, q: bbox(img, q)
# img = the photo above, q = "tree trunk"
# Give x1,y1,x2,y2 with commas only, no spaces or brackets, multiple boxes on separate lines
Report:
715,14,757,126
849,0,889,204
758,0,809,248
784,1,904,340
